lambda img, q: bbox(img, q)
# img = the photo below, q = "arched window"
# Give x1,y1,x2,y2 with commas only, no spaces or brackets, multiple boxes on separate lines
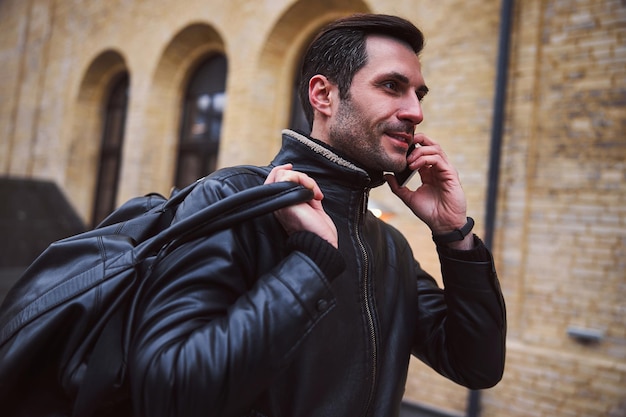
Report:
175,54,227,189
92,72,128,226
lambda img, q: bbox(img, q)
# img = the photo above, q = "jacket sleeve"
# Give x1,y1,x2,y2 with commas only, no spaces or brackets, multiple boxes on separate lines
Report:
127,179,338,417
411,235,506,389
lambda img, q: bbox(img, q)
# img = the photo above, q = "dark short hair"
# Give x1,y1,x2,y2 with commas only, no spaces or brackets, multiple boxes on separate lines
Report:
298,14,425,127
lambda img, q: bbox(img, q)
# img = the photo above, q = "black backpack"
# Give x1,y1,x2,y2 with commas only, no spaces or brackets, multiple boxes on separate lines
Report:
0,167,312,416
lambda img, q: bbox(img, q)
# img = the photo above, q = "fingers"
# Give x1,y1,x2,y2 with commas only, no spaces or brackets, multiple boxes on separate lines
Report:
265,164,324,200
413,132,444,150
407,133,450,172
265,165,337,247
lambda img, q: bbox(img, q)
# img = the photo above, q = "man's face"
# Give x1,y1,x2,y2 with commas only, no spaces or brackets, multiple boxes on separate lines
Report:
327,35,428,173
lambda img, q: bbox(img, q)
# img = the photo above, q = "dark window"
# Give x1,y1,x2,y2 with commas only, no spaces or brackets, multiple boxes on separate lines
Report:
92,73,128,227
175,54,227,189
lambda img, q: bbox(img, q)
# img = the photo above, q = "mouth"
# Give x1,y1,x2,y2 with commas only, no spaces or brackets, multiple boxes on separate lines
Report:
383,122,415,145
385,131,413,148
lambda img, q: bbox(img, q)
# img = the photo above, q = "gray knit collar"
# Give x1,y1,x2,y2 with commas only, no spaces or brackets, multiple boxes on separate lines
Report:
282,129,367,175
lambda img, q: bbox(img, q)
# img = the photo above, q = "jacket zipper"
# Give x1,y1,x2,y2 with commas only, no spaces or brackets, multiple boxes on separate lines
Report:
357,189,377,415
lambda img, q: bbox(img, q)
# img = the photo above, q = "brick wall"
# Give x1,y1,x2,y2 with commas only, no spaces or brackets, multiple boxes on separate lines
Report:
492,0,626,416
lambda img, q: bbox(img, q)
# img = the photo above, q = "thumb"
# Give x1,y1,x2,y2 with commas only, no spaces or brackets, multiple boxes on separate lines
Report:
385,173,405,197
384,173,414,207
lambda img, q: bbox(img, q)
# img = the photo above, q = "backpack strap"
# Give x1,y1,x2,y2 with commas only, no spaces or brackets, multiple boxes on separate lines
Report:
150,178,310,259
73,307,127,416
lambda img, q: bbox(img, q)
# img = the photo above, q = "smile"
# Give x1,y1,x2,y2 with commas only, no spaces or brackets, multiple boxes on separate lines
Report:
385,132,413,146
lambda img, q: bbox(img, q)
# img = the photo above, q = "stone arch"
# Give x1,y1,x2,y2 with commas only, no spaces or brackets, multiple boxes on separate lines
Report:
139,23,226,194
251,0,370,154
65,49,128,222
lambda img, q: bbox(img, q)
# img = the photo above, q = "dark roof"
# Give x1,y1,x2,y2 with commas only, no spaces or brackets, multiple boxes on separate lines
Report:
0,177,85,269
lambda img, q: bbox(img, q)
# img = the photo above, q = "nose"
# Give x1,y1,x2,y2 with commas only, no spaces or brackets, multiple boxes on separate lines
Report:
398,94,424,125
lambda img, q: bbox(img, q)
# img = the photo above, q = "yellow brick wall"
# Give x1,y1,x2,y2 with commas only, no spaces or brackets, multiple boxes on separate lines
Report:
0,0,624,416
488,0,626,416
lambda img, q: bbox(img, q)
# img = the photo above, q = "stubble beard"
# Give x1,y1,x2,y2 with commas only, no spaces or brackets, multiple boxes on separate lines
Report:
328,98,407,173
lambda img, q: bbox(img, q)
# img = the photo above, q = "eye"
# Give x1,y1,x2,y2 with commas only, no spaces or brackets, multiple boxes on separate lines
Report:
416,88,428,102
382,81,399,91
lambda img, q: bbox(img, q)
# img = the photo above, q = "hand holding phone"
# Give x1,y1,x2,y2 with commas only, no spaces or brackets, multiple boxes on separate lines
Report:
393,144,417,186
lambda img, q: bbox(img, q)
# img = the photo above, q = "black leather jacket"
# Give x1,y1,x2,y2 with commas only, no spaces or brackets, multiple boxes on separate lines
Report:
128,130,506,417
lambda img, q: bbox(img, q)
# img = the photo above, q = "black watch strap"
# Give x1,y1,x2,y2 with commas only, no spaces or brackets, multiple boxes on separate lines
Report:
432,217,475,245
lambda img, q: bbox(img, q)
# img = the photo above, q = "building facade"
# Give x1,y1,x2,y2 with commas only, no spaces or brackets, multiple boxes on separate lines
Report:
1,0,624,416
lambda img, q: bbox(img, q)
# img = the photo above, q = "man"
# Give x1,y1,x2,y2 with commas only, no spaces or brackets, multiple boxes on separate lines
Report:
129,13,506,417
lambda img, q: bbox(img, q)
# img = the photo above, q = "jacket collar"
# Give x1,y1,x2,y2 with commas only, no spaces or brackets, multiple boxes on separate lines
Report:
272,129,386,189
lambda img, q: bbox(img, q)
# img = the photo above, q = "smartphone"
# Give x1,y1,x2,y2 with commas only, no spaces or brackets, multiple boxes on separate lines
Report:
394,144,417,186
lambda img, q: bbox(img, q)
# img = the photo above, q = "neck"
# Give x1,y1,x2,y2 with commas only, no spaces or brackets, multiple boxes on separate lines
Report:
309,122,330,145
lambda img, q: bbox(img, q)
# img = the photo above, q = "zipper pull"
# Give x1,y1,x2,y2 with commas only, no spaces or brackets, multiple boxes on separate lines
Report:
361,189,370,218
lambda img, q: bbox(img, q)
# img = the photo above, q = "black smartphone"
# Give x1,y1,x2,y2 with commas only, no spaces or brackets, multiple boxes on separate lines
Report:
394,144,417,186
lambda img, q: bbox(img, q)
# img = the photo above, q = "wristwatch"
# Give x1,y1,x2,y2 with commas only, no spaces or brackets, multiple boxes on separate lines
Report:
432,217,474,245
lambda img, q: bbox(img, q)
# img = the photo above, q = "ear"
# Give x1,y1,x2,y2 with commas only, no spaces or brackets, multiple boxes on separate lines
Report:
308,74,334,118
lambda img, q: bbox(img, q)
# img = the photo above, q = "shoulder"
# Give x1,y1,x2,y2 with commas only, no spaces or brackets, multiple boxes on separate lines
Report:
205,165,270,188
175,165,270,220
